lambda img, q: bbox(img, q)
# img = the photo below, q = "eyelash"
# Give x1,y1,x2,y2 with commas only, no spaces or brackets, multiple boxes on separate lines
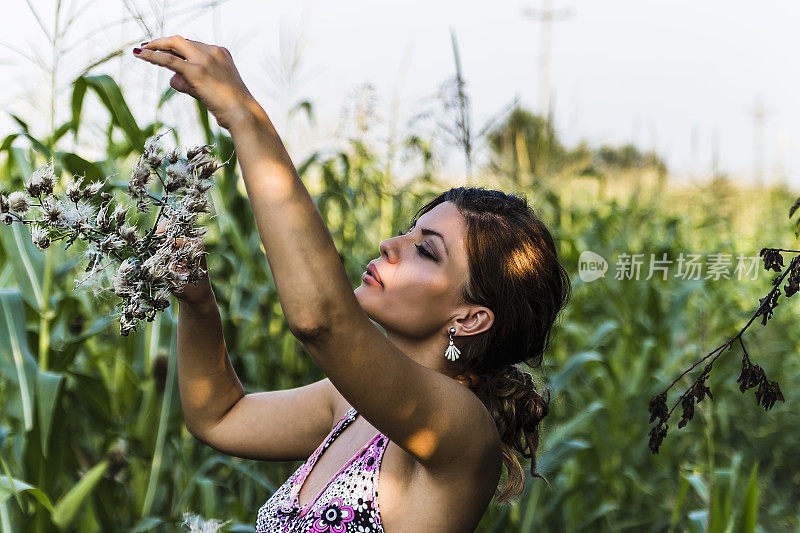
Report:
397,229,437,261
415,244,436,261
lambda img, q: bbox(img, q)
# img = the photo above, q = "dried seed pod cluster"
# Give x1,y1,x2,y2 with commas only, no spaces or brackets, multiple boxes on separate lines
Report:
647,247,793,454
0,132,221,336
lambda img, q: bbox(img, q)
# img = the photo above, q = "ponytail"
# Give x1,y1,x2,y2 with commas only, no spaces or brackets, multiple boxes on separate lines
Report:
473,364,550,505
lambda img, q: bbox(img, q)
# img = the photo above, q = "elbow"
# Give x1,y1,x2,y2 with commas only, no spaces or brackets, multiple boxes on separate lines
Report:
288,319,331,342
185,422,211,445
288,298,358,342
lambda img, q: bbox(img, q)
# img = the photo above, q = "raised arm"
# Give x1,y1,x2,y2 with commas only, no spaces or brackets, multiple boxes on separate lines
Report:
151,218,244,437
134,37,499,473
156,199,338,462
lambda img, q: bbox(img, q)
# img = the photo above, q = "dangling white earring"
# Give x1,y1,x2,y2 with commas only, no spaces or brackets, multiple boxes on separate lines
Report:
444,327,461,361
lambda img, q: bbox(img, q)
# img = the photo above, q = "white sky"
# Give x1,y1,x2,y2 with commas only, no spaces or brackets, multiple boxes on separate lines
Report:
3,0,800,188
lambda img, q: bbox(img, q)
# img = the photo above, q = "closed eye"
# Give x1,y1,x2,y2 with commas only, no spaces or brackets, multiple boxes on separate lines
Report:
415,244,437,261
398,229,438,262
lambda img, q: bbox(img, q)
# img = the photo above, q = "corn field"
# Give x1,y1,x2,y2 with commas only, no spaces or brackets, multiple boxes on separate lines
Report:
0,69,799,533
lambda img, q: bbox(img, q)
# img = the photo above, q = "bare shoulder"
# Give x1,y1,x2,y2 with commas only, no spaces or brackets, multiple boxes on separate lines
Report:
434,391,502,478
389,395,503,532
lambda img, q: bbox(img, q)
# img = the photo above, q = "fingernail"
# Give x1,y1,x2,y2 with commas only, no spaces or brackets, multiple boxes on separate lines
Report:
133,48,141,54
141,41,149,46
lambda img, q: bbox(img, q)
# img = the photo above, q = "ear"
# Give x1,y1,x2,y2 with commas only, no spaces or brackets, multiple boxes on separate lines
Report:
456,306,494,337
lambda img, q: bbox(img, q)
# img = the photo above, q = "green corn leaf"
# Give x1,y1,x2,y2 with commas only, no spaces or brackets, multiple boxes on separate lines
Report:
0,219,45,311
670,475,691,527
157,87,177,109
736,463,759,533
35,369,64,459
0,134,20,153
548,351,602,394
0,475,54,513
128,517,165,532
72,75,144,150
8,146,35,177
290,100,314,124
536,439,590,475
51,459,109,529
49,121,74,146
196,100,213,144
57,152,105,182
8,115,50,158
0,289,38,432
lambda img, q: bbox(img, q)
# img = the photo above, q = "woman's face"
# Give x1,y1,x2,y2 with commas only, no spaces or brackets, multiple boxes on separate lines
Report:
354,201,471,339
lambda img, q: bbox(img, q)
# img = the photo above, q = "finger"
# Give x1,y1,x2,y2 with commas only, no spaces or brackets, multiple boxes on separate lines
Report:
133,47,191,76
141,35,200,61
155,218,169,234
184,38,216,54
169,73,193,95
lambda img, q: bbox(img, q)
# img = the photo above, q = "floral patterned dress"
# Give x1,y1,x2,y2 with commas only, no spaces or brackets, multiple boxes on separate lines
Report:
256,407,388,532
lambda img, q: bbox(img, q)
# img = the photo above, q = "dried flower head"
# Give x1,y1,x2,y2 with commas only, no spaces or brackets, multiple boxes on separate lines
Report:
112,204,128,226
165,160,191,193
186,144,215,160
42,197,64,225
756,291,780,326
736,355,766,393
783,259,800,297
30,225,50,250
25,161,56,197
754,379,785,411
96,204,112,232
4,132,218,337
66,176,85,203
180,511,232,533
100,234,125,254
648,392,668,424
677,394,694,429
82,178,107,199
648,422,668,455
129,156,152,199
166,147,182,165
151,286,172,310
144,132,167,168
760,248,784,272
7,191,30,214
116,223,140,247
111,260,136,299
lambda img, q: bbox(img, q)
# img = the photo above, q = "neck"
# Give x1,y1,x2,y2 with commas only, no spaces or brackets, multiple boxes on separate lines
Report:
383,328,461,380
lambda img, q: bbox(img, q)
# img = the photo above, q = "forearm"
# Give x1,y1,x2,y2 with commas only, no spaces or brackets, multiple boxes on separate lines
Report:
176,289,245,437
227,104,359,333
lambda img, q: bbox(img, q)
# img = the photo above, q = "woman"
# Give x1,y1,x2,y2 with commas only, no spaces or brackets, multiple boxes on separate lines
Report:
135,37,571,532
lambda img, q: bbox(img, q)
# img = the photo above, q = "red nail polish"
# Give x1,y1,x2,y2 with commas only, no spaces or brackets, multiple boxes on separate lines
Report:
141,42,148,46
133,48,142,54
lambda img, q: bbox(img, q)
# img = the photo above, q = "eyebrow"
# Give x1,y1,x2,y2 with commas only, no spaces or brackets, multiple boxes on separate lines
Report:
420,227,449,258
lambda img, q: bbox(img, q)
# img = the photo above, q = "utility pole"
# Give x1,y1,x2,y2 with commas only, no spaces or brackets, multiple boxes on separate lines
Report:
747,94,772,187
711,127,720,178
522,0,574,123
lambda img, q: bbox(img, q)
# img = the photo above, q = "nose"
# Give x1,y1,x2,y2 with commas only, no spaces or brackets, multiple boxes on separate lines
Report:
379,234,401,261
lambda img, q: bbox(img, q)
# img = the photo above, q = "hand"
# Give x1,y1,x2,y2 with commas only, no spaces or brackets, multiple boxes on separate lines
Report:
154,217,213,305
133,36,258,130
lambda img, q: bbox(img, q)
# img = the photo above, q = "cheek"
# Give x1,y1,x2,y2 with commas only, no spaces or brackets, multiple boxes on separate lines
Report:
389,273,453,313
356,269,450,305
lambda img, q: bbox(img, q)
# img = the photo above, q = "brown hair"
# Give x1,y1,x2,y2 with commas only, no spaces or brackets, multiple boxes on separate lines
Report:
407,186,572,506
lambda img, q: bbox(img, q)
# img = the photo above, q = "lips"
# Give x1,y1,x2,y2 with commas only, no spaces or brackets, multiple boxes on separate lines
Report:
366,262,383,286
